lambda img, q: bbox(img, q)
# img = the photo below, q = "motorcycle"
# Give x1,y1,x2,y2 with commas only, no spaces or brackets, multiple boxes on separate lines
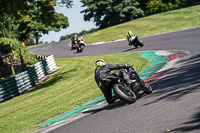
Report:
76,39,85,53
102,66,152,104
128,35,144,48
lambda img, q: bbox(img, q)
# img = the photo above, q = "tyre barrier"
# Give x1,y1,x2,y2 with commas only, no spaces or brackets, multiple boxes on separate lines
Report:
0,55,56,102
36,55,49,60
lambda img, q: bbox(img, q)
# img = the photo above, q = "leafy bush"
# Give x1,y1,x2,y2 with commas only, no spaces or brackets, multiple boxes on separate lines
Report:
145,0,199,15
146,0,176,15
0,37,38,67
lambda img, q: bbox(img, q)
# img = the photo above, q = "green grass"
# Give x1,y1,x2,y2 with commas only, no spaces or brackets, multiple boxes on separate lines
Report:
1,5,200,133
26,43,45,49
0,53,149,133
84,5,200,43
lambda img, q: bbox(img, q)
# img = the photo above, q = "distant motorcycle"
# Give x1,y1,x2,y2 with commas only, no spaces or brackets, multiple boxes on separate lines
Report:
128,35,144,48
76,38,85,53
102,66,152,104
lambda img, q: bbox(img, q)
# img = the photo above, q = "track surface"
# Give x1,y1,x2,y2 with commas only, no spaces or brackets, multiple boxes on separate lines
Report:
30,27,200,133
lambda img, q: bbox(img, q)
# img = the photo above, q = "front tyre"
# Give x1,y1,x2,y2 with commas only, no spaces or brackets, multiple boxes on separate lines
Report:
144,83,152,94
113,83,136,104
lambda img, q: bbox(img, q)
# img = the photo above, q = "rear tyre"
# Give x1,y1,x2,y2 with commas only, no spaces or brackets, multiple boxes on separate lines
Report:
138,40,144,47
135,45,138,48
113,83,136,104
76,46,80,53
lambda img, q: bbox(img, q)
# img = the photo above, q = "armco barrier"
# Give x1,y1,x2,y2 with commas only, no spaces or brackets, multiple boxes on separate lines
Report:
0,55,56,102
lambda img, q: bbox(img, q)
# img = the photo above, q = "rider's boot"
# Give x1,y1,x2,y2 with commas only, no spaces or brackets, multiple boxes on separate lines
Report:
108,96,118,105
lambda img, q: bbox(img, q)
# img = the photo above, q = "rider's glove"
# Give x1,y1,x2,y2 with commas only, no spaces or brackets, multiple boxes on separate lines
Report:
126,64,131,68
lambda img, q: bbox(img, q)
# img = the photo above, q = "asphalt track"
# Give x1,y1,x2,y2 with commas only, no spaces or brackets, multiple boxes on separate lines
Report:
31,27,200,133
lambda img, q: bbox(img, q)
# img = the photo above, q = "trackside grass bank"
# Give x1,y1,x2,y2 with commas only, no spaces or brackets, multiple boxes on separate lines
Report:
84,5,200,43
1,5,199,133
27,5,200,47
0,52,150,133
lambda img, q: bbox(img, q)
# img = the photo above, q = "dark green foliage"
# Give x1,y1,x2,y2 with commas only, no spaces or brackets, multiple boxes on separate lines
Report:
60,28,99,41
178,0,200,7
0,0,73,44
146,0,178,15
146,0,200,15
137,0,149,12
81,0,144,29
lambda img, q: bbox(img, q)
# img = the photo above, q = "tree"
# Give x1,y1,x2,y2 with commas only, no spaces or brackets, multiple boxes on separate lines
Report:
0,0,73,20
137,0,149,12
18,6,69,43
145,0,181,15
0,0,73,43
17,0,71,44
81,0,144,29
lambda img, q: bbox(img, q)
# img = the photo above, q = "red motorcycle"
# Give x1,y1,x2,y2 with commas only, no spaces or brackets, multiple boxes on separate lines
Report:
76,38,85,53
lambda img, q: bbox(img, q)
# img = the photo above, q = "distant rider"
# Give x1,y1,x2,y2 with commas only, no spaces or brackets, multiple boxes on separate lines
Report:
127,30,135,46
71,34,78,49
94,59,135,105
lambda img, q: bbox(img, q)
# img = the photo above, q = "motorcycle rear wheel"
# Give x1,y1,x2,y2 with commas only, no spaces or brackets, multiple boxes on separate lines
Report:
138,40,144,47
76,47,79,52
134,44,138,48
113,83,136,104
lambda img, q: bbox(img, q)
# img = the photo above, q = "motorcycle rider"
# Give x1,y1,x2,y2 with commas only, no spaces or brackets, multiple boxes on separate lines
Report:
71,34,78,49
127,30,135,46
94,59,136,105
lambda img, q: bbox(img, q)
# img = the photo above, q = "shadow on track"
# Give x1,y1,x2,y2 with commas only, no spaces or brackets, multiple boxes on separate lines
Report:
144,54,200,132
145,54,200,104
171,107,200,132
122,47,143,52
82,100,129,115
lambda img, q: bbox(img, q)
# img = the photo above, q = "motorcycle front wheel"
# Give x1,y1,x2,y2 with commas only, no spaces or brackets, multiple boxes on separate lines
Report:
144,83,152,94
113,83,136,104
140,80,152,94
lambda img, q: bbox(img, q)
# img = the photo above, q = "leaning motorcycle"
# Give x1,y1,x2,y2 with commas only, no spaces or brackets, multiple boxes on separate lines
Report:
128,35,144,48
76,39,85,53
102,66,152,104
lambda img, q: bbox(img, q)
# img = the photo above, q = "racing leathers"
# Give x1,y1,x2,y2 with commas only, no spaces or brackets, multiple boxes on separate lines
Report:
127,31,136,46
94,64,133,104
71,36,78,49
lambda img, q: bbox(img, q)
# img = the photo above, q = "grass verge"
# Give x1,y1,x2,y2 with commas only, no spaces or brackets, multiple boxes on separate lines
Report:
1,5,200,133
0,52,150,133
27,5,200,48
26,43,46,49
84,5,200,43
